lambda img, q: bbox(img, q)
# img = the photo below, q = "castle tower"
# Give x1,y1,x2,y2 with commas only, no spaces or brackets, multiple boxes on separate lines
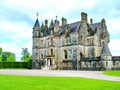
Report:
101,18,110,43
100,41,112,70
32,13,41,69
54,16,59,35
81,12,88,57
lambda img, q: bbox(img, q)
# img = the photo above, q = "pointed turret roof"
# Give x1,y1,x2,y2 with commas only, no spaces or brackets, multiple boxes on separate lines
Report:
101,41,112,56
33,19,40,28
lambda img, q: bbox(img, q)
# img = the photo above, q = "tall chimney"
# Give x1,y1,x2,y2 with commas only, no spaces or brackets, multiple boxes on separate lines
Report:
62,17,67,27
101,18,106,28
45,19,48,27
81,12,88,23
90,18,93,24
101,18,106,24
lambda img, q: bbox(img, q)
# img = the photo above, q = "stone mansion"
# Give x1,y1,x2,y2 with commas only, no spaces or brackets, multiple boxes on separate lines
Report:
32,12,120,70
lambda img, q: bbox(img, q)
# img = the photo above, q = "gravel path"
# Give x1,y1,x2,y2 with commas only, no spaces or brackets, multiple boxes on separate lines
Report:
0,69,120,82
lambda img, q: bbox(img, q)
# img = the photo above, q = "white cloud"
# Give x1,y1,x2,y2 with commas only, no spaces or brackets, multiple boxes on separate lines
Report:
0,42,21,61
0,40,32,61
0,0,120,62
109,39,120,56
107,18,120,36
0,21,32,39
0,20,32,61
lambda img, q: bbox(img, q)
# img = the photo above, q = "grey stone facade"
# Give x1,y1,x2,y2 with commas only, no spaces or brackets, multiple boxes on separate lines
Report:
32,12,120,70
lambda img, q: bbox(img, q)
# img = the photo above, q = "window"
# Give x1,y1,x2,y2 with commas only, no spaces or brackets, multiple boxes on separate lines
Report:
106,61,108,66
72,36,77,44
41,31,43,36
36,43,38,48
51,49,53,55
41,54,43,59
34,31,38,37
69,37,71,44
113,61,115,66
68,49,72,59
88,53,91,57
63,38,66,45
51,30,53,34
66,37,71,44
89,61,91,66
64,50,67,59
35,52,38,58
66,38,68,44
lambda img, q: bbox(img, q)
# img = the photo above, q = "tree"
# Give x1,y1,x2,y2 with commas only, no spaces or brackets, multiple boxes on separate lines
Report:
0,47,2,61
2,52,16,62
7,53,16,62
0,47,2,55
2,52,8,62
0,47,16,62
21,48,32,62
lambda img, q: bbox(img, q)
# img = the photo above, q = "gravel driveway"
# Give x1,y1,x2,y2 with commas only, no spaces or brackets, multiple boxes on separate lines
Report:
0,69,120,82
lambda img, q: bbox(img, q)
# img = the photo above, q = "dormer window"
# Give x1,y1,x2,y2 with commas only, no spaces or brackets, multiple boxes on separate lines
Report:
67,37,71,44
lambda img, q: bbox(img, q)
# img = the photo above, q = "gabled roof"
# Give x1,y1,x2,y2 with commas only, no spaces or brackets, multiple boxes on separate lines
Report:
101,41,112,56
91,22,109,36
60,21,81,35
60,21,103,36
69,21,81,33
33,19,40,28
91,22,101,31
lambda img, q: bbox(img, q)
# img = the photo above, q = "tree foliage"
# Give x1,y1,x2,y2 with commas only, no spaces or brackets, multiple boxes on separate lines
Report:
0,47,16,62
21,48,32,62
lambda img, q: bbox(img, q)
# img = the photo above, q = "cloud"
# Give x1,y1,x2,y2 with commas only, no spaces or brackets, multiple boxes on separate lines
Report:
0,42,21,61
0,20,32,42
109,39,120,56
0,40,32,61
0,0,120,62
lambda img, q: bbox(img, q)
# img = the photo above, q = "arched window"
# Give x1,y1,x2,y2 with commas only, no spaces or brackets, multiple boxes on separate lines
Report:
41,54,43,59
113,61,115,67
51,49,53,55
64,50,67,59
106,61,108,66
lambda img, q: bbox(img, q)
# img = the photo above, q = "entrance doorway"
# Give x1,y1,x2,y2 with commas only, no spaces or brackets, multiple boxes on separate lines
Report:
47,58,53,66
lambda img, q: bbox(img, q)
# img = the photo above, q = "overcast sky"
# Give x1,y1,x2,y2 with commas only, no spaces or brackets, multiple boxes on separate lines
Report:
0,0,120,61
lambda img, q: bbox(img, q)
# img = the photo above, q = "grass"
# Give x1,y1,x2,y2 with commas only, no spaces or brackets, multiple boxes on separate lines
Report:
103,70,120,77
0,74,120,90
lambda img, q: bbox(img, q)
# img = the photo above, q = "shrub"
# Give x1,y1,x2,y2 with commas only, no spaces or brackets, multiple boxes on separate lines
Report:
0,62,29,69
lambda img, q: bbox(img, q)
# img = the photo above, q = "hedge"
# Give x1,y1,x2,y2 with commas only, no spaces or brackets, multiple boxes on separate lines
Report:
0,61,32,69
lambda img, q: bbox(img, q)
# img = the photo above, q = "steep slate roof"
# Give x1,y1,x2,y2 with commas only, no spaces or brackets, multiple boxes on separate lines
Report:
91,22,101,31
101,41,112,56
60,21,104,35
60,21,81,35
69,21,81,33
33,19,40,28
91,22,109,36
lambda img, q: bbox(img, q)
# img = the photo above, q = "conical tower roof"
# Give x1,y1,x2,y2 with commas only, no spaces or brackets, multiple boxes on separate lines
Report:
33,19,40,28
101,41,112,56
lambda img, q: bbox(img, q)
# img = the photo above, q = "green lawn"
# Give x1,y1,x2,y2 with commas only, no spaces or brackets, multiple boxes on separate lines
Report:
103,70,120,77
0,75,120,90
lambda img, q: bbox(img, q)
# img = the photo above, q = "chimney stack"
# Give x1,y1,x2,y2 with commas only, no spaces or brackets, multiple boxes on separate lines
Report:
101,18,106,28
90,18,93,24
45,19,48,27
101,18,106,24
81,12,88,23
62,17,67,27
